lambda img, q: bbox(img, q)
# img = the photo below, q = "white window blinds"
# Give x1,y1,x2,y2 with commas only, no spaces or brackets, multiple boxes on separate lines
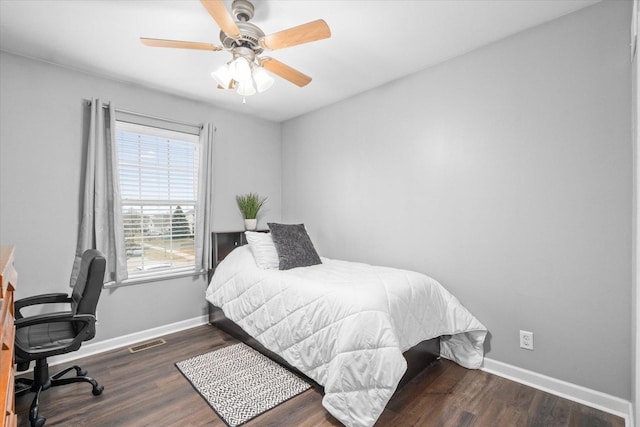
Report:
115,121,200,277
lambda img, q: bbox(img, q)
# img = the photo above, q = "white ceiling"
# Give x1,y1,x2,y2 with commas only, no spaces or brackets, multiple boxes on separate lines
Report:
0,0,600,122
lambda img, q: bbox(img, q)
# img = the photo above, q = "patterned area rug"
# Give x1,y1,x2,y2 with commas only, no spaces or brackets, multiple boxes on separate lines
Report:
176,343,311,426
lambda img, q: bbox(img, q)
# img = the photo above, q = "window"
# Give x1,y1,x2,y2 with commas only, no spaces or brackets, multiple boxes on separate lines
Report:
115,121,200,278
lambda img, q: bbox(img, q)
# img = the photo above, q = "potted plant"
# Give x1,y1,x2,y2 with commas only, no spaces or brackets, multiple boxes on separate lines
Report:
236,193,267,230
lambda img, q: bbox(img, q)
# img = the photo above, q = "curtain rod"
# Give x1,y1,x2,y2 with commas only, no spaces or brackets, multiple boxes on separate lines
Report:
86,100,204,130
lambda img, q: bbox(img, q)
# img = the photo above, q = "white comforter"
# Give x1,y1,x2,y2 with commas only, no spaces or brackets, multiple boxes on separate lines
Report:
205,246,487,427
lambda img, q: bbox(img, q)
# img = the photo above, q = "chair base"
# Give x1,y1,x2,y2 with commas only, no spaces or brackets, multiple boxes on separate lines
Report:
16,359,104,427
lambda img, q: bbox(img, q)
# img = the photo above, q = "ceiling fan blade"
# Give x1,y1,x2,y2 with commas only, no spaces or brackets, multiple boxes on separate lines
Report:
260,58,311,87
200,0,241,39
217,80,236,90
260,19,331,51
140,37,222,51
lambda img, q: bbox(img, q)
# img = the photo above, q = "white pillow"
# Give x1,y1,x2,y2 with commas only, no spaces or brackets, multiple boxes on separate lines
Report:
244,231,279,269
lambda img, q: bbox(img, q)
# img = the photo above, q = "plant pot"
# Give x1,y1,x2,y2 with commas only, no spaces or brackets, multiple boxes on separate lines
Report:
244,219,257,231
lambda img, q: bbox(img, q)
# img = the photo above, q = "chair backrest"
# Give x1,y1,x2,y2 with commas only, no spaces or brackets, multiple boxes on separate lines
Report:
71,249,106,317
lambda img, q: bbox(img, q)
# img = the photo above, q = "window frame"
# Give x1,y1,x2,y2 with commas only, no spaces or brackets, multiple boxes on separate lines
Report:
113,119,203,285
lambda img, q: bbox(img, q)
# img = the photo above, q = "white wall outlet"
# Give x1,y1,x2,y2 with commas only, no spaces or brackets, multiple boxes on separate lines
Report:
520,330,534,350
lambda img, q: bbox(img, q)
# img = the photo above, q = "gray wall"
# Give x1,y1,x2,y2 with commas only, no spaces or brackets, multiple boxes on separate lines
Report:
282,1,632,399
0,51,282,342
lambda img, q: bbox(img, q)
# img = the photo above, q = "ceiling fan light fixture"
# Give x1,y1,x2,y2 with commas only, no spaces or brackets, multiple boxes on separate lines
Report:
236,80,256,97
230,56,252,82
211,64,232,88
253,66,274,93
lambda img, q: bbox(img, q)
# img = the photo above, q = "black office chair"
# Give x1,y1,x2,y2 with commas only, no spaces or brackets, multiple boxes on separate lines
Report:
14,249,106,427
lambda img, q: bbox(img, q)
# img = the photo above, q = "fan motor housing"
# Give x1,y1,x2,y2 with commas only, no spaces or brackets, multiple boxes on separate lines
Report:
220,22,265,54
219,0,264,54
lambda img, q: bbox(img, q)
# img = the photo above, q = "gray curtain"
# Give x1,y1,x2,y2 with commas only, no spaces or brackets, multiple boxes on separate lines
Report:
195,123,215,272
70,98,127,286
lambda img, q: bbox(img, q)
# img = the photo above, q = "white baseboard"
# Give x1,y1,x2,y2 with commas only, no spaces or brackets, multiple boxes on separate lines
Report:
47,314,209,367
482,358,633,427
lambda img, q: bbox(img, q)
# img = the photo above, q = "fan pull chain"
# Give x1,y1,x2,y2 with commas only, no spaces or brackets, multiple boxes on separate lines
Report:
242,96,247,104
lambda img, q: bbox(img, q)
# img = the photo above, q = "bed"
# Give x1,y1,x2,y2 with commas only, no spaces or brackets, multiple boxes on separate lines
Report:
205,226,487,427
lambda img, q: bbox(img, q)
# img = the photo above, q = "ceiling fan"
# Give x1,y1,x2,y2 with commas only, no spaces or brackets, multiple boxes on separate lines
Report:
141,0,331,98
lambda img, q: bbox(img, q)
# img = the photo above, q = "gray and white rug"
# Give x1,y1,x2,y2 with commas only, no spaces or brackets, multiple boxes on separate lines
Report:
176,343,312,426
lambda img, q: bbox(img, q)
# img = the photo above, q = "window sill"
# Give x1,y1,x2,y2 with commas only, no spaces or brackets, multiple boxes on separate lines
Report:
104,268,207,288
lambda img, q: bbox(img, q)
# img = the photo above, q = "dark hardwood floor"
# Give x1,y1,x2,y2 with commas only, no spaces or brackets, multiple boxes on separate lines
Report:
15,324,624,427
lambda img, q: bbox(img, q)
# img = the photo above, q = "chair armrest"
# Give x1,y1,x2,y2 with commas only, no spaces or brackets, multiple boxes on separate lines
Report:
14,312,95,329
15,293,72,319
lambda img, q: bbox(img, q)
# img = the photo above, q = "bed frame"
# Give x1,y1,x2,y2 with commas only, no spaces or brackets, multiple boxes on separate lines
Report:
208,303,440,392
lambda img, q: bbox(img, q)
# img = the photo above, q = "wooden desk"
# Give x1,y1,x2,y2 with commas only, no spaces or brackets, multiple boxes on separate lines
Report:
0,246,17,427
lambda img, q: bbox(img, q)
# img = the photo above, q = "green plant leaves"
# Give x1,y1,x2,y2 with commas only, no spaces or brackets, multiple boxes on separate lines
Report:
236,193,267,219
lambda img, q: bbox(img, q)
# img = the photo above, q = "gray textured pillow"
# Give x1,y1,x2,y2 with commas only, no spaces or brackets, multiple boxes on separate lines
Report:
267,223,322,270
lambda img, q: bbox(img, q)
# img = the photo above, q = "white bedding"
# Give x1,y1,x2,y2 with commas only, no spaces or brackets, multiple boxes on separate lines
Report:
205,246,487,427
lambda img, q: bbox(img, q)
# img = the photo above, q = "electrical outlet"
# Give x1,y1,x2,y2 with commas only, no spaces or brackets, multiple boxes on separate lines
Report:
520,330,534,350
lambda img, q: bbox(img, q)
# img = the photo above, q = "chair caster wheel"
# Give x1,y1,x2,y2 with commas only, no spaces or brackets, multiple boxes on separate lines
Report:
92,384,104,395
31,415,46,427
78,369,88,376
